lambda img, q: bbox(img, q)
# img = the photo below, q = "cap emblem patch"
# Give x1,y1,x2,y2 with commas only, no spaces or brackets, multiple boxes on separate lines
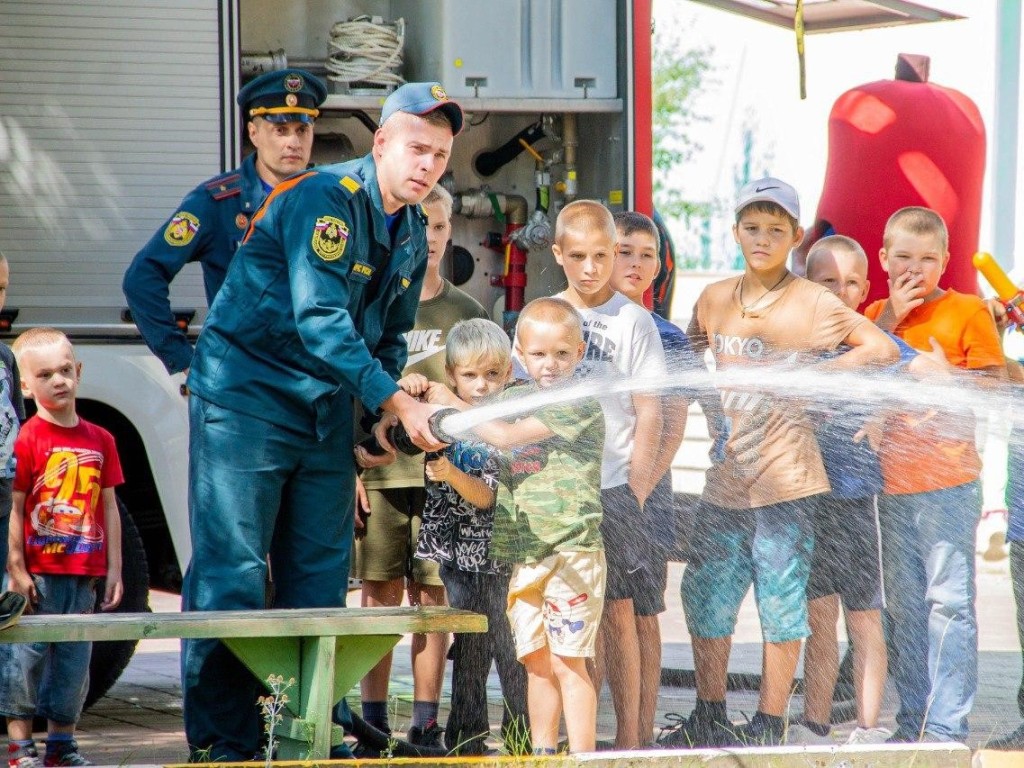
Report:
430,84,448,101
312,216,349,262
284,74,303,92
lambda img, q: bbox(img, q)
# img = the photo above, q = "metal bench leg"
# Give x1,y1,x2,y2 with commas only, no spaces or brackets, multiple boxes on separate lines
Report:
223,634,400,759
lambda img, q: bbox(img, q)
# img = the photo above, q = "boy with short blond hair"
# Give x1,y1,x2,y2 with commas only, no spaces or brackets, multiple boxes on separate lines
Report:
354,183,487,745
463,296,605,754
545,200,666,749
415,318,528,755
2,328,123,768
798,234,917,745
865,206,1005,743
680,179,897,747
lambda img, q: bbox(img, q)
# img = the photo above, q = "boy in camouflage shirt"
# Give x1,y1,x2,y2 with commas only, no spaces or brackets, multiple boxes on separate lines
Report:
459,297,605,754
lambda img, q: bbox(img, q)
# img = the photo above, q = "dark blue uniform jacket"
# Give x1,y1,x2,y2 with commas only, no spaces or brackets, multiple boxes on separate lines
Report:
188,153,427,440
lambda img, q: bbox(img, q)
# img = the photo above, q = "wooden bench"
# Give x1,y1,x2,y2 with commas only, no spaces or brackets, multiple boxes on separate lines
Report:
0,606,487,760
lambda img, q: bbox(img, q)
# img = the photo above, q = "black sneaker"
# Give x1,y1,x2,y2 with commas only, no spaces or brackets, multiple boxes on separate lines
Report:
732,712,784,747
407,719,445,749
656,707,736,748
986,722,1024,751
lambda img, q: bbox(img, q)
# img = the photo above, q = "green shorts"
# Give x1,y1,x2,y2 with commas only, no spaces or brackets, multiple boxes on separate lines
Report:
353,487,442,586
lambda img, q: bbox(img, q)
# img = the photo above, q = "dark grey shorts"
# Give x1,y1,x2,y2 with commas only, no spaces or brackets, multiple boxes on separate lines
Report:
807,494,885,611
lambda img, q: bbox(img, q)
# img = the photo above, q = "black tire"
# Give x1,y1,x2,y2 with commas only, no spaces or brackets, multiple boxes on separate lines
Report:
83,499,150,709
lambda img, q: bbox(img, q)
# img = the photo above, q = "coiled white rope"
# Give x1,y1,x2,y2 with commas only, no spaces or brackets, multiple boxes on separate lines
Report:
326,15,405,91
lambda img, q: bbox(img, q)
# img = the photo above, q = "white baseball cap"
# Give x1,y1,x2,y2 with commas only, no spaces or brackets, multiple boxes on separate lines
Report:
735,177,800,220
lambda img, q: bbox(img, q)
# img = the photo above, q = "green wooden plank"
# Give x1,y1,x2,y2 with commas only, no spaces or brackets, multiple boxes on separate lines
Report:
0,606,486,644
331,635,402,700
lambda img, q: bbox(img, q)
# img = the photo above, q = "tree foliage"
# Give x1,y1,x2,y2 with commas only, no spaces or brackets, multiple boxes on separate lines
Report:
652,24,714,223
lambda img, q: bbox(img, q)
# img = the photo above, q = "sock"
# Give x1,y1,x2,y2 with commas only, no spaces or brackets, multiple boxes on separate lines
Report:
695,697,728,723
412,700,439,729
533,747,558,755
45,734,73,755
753,711,785,734
9,740,33,752
802,719,831,736
360,701,390,733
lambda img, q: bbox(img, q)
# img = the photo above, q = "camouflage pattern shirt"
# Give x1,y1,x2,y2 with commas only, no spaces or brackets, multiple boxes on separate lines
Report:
491,383,605,564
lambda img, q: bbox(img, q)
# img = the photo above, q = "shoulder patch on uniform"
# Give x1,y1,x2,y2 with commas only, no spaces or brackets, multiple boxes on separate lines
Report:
339,176,361,194
204,173,242,201
312,216,349,261
164,212,200,246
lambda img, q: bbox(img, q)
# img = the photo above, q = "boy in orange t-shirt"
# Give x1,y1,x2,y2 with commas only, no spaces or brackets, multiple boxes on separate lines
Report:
864,206,1004,744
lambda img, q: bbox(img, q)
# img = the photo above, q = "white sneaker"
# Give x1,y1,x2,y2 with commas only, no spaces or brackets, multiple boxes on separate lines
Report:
785,722,836,746
846,726,893,745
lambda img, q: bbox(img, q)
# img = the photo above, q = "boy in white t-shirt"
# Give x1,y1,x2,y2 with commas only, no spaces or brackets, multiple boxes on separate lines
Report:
544,200,666,749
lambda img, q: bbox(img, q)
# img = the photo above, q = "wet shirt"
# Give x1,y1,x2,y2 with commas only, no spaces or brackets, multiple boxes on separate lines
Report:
491,383,604,564
187,154,426,440
14,416,123,577
687,275,865,509
124,153,266,374
362,280,486,490
815,334,917,499
416,438,505,574
556,291,667,489
864,290,1004,495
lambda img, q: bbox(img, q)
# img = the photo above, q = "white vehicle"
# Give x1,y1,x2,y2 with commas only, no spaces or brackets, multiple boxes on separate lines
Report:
0,0,655,701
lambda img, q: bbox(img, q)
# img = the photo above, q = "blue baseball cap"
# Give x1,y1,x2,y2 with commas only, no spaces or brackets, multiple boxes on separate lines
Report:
238,69,328,124
380,82,463,136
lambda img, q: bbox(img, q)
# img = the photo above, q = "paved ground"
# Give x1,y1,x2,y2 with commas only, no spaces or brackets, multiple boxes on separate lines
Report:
69,556,1022,765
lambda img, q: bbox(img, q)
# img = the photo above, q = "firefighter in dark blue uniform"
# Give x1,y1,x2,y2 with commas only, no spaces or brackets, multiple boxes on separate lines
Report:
122,68,327,374
180,82,464,762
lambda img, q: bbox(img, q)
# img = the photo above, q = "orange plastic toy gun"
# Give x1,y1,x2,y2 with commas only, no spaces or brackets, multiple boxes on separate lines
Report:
973,251,1024,329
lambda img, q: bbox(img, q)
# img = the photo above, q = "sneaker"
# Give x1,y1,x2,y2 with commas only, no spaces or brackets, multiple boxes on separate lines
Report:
845,726,893,745
8,744,42,768
733,712,784,747
407,719,445,749
886,728,950,745
986,721,1024,751
784,721,835,746
42,743,91,768
656,708,736,748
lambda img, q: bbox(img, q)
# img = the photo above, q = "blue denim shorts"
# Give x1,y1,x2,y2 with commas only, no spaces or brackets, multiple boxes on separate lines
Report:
682,498,814,643
0,574,97,723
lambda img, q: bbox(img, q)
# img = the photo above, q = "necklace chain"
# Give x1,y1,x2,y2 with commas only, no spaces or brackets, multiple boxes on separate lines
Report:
738,271,790,317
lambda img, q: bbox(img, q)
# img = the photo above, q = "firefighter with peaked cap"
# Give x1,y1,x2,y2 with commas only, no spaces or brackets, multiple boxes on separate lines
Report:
180,82,463,761
123,68,328,375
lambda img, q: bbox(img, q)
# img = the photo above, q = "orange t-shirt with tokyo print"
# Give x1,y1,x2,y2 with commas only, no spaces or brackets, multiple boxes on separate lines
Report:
13,415,124,577
687,275,866,510
864,290,1004,495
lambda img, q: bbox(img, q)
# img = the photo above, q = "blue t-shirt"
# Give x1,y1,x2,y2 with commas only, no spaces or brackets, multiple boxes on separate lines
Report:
817,333,917,499
1008,403,1024,542
648,313,694,549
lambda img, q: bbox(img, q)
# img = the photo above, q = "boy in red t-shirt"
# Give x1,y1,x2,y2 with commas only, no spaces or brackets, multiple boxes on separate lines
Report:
864,207,1004,743
2,328,123,768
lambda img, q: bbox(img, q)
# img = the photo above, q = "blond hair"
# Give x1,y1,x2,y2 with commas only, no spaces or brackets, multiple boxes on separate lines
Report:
423,184,453,221
446,318,511,371
883,207,949,253
12,327,74,362
554,200,616,247
806,234,868,277
516,296,583,346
